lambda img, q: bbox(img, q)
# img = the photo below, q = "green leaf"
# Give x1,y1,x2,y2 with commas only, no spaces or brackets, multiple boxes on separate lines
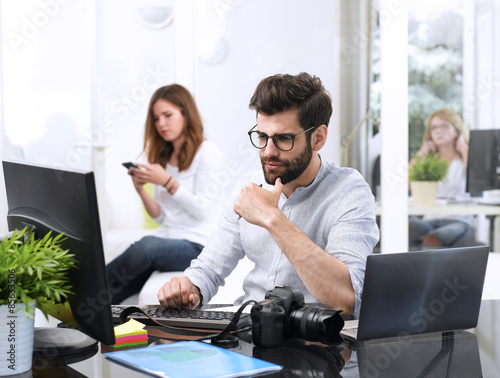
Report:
36,266,43,280
409,153,450,182
0,228,78,311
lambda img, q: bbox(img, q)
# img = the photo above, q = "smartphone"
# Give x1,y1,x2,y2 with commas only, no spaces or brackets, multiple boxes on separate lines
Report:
122,162,138,170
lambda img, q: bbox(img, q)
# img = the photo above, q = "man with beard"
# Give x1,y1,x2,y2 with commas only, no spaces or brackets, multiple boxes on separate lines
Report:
158,73,379,316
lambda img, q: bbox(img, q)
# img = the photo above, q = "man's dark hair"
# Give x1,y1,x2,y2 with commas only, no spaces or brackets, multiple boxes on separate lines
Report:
249,72,333,131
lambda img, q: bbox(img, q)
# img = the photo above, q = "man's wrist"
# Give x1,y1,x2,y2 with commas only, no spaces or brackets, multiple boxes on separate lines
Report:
193,284,203,308
264,208,287,230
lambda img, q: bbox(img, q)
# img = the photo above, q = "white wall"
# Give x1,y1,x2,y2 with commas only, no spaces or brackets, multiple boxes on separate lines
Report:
1,1,91,165
0,0,342,233
102,0,342,230
195,0,341,200
468,0,500,131
2,0,498,244
99,0,177,230
0,0,94,233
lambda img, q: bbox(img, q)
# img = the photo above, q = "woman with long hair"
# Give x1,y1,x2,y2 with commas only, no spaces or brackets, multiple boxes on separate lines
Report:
409,108,472,248
107,84,225,304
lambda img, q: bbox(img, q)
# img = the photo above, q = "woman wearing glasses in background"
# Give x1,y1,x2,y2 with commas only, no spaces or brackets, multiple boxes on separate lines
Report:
408,108,471,248
106,84,225,304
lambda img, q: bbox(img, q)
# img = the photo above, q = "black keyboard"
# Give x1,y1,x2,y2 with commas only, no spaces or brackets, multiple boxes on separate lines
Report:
111,305,251,330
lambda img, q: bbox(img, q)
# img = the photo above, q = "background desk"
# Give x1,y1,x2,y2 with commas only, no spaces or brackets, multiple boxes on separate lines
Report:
376,200,500,251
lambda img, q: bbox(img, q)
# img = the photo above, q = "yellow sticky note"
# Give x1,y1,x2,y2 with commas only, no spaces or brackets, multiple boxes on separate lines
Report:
114,319,146,337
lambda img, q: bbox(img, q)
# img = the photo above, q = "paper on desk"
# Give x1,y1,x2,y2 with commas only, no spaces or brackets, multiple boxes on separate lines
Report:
104,341,283,378
114,318,146,337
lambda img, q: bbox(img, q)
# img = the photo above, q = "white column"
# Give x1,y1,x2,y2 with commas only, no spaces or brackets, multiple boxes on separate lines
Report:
89,0,108,238
495,3,500,125
0,2,7,233
462,0,475,131
332,0,342,165
380,0,408,253
174,0,197,97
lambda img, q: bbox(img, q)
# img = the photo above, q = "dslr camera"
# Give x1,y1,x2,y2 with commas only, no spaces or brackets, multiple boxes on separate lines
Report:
251,285,344,347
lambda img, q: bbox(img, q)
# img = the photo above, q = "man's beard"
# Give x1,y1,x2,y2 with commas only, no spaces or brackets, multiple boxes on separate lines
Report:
260,141,313,185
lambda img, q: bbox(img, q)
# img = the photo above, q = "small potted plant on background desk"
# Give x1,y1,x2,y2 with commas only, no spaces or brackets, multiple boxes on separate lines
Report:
0,228,77,375
409,153,450,207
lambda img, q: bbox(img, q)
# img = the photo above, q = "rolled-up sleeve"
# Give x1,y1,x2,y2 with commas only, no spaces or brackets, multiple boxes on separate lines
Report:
324,184,379,315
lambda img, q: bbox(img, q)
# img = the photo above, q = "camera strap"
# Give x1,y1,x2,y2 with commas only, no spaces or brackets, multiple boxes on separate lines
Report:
117,303,254,345
118,306,219,341
210,300,257,348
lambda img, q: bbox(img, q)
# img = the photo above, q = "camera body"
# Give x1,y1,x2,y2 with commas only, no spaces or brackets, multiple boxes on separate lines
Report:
251,285,344,347
251,286,304,347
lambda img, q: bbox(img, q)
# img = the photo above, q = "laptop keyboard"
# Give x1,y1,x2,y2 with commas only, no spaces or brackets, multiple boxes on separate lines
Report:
340,320,359,340
111,305,251,330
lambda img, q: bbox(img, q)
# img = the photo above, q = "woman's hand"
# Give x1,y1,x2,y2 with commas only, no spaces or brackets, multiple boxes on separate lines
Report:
131,163,169,186
130,174,145,192
127,167,146,192
127,164,163,217
417,140,437,157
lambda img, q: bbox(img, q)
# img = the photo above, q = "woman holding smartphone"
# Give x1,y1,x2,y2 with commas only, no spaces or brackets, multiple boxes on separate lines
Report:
107,84,225,304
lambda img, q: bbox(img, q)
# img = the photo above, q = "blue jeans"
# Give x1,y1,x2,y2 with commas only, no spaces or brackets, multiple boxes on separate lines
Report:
408,218,471,247
106,236,204,304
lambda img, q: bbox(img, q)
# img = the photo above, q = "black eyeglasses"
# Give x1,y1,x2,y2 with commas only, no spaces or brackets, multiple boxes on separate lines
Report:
248,125,317,151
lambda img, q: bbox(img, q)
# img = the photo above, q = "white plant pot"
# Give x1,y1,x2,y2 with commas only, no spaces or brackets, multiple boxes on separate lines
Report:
411,181,439,207
0,303,35,375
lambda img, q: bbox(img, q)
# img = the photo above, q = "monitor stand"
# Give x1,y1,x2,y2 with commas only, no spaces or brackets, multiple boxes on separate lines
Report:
32,327,98,368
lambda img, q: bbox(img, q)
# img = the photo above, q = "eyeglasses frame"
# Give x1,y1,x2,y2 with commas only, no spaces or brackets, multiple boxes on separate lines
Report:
429,123,454,132
247,124,317,151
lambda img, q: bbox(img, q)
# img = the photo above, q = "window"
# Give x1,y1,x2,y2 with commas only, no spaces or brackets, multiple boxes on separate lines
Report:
408,2,464,154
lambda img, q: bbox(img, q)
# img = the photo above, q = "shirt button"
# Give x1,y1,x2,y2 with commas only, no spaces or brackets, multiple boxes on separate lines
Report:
284,206,289,211
268,276,273,281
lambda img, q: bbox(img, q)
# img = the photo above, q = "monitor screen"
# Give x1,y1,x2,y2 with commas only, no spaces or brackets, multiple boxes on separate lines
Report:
2,160,115,345
466,129,500,196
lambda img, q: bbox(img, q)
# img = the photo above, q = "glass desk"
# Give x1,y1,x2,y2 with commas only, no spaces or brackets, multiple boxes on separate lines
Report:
26,299,500,377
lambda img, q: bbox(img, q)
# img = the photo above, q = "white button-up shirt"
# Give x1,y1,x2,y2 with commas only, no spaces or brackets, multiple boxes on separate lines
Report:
185,160,379,315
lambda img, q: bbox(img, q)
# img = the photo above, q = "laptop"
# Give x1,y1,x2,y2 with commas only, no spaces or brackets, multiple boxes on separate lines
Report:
341,245,489,345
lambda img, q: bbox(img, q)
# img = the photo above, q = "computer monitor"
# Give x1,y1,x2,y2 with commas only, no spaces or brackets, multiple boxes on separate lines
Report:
2,160,115,346
466,129,500,196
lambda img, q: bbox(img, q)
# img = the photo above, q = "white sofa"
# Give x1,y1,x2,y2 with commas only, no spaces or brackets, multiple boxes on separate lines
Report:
105,229,254,305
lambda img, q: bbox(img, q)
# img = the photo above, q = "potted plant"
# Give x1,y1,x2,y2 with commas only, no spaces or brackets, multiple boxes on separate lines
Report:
0,228,77,375
409,153,450,207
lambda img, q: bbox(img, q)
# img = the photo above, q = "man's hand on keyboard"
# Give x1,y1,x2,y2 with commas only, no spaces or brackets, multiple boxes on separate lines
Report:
157,276,201,310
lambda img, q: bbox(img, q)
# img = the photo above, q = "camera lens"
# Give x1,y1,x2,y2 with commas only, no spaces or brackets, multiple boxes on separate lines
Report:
289,306,343,344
